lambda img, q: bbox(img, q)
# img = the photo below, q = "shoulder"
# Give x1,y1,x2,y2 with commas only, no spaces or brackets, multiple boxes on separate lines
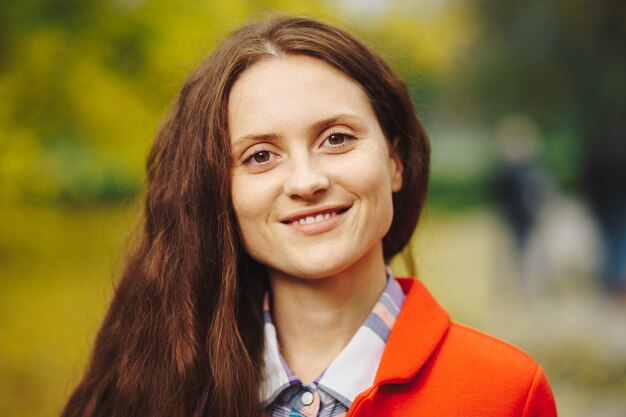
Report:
393,277,540,376
367,278,557,416
434,322,556,415
444,321,538,375
401,317,544,400
394,277,539,377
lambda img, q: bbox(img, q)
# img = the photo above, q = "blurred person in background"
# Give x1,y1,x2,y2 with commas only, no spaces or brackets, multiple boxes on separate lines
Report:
491,115,551,292
584,112,626,294
61,16,556,417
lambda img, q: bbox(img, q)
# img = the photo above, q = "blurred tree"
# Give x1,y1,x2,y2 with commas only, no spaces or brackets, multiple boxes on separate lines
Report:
342,0,477,119
459,0,626,185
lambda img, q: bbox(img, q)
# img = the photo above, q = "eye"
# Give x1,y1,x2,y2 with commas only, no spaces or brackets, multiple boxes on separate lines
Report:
322,131,356,147
244,149,276,166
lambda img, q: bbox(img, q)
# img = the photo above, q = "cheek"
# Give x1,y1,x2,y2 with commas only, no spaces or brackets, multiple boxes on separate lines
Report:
230,180,263,259
336,148,395,199
231,172,280,239
231,175,263,231
330,150,396,236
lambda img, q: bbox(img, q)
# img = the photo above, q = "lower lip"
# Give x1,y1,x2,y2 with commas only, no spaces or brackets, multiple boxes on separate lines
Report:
284,208,350,236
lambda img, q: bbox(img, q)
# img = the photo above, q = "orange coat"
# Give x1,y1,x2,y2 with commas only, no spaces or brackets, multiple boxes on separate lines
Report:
348,278,557,417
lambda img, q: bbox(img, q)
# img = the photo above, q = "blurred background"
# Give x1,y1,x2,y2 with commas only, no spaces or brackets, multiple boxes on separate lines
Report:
1,0,625,416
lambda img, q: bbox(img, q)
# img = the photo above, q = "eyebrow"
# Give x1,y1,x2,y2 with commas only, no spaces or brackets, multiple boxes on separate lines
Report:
232,113,365,149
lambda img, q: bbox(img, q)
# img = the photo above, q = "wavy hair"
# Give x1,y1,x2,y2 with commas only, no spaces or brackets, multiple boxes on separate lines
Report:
62,15,430,417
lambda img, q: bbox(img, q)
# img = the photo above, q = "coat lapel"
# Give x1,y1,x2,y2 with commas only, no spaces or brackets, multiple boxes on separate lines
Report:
373,278,451,385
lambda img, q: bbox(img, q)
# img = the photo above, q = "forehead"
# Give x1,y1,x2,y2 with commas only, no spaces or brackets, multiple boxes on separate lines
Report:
228,54,378,141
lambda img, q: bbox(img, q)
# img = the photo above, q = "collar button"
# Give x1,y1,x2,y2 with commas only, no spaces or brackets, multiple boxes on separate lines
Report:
300,390,314,406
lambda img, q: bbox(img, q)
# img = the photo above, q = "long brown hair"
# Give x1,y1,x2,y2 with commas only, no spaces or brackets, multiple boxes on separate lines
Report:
62,15,430,417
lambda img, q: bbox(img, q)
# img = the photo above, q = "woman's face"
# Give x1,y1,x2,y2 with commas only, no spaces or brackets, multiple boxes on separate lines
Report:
229,55,403,280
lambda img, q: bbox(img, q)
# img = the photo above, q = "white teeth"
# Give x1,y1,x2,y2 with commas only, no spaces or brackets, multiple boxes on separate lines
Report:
292,212,332,226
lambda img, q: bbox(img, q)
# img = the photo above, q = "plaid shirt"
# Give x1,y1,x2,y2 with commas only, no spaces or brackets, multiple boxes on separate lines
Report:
260,269,406,417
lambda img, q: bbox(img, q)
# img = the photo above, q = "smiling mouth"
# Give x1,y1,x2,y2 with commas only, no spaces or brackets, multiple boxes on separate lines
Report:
281,206,350,226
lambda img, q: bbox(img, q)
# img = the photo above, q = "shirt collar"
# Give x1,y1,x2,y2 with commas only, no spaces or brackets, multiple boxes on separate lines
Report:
260,268,406,408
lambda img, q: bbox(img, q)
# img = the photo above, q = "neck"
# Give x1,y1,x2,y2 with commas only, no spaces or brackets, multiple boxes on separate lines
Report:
267,243,387,384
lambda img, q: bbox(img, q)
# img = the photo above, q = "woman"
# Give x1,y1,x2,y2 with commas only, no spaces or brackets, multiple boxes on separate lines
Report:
63,16,557,417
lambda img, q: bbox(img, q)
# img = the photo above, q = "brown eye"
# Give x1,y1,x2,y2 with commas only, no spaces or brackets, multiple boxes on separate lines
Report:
323,132,356,148
328,133,347,145
253,151,271,163
243,149,276,166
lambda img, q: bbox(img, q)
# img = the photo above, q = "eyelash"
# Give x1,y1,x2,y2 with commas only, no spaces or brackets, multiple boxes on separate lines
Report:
242,130,357,166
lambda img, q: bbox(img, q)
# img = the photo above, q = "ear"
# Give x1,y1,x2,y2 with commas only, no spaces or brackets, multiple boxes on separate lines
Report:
389,137,404,193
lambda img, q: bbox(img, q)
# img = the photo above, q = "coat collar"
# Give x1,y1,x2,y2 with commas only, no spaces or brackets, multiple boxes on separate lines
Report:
373,278,451,385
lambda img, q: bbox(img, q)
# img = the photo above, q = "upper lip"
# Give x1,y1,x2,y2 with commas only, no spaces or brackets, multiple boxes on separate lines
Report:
280,204,352,224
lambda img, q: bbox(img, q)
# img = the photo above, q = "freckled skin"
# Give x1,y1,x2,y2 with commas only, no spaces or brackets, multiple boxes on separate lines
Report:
229,55,403,281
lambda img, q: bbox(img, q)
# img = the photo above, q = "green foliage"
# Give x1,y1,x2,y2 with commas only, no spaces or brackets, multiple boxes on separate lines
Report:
462,0,626,134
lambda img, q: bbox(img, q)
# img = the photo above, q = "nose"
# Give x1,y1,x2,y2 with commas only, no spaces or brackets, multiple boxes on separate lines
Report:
283,154,330,199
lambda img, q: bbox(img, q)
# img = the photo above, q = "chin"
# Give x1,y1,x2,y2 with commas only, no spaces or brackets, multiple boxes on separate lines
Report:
270,254,357,281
